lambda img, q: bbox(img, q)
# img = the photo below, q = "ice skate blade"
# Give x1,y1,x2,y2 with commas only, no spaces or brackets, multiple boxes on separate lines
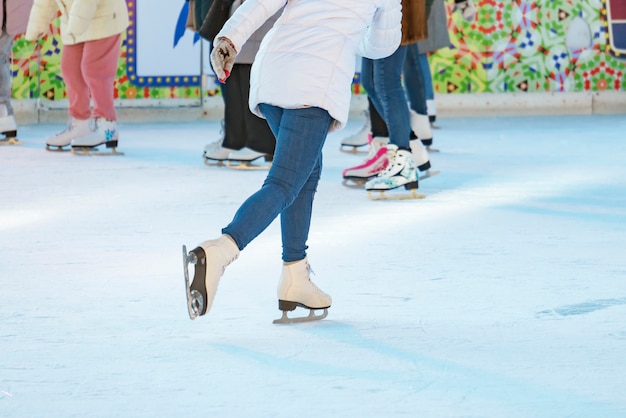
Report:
367,189,426,201
426,146,440,153
46,144,71,152
418,169,441,181
71,146,124,156
1,137,21,145
273,308,328,324
341,178,368,189
182,245,205,320
226,160,272,170
204,158,228,167
339,144,368,154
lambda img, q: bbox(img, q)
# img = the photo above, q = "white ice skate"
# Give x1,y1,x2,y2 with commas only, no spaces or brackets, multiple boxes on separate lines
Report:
45,118,91,151
365,145,425,200
410,109,437,151
226,147,273,170
426,99,439,127
182,235,240,319
340,111,371,153
71,118,123,155
0,114,19,145
203,141,235,166
454,0,477,23
342,135,390,188
273,258,331,324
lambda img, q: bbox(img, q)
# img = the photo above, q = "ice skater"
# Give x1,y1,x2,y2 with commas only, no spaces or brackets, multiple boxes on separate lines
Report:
25,0,129,154
182,0,402,323
0,0,34,145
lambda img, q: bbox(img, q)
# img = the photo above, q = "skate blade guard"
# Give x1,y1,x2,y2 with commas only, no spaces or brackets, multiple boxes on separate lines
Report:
367,183,426,201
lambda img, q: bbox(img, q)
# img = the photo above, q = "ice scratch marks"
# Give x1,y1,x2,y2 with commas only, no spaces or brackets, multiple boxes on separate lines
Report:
537,297,626,318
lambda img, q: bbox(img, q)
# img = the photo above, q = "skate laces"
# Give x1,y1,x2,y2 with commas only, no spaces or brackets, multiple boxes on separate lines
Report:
304,262,327,296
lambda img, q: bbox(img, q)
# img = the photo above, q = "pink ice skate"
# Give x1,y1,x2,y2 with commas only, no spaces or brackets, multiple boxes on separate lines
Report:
342,135,390,187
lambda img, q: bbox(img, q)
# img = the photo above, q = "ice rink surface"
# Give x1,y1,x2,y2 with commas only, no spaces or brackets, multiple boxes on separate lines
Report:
1,114,625,417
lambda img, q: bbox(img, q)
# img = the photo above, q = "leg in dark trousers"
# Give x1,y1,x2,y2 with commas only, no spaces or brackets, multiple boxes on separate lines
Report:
223,64,276,155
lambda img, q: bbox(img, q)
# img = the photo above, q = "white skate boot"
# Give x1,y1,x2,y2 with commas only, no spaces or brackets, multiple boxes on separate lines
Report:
426,99,437,124
340,111,371,153
204,141,235,166
45,118,92,151
410,109,436,151
0,104,19,145
365,145,424,200
342,135,390,187
410,138,441,182
227,147,273,170
274,257,332,324
71,117,121,154
182,235,240,319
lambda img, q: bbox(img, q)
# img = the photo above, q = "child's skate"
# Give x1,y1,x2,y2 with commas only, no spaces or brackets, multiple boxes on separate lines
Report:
71,118,123,155
0,106,20,145
365,145,425,200
342,135,389,188
46,118,91,151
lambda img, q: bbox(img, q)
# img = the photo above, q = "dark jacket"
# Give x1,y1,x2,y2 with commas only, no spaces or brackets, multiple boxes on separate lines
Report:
401,0,435,45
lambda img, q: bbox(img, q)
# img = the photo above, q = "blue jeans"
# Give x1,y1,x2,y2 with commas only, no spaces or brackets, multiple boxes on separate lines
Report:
222,105,333,262
418,52,434,101
361,46,410,149
403,43,428,116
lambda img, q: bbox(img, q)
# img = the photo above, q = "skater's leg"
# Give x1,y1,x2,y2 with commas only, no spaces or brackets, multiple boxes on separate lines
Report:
81,34,121,121
61,42,91,121
364,47,411,150
418,52,434,103
0,31,13,115
404,43,434,148
404,43,428,116
280,156,321,262
237,64,275,156
368,96,388,138
221,64,247,151
221,105,332,250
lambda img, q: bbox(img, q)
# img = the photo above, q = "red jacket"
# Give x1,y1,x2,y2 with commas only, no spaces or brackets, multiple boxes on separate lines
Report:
2,0,34,36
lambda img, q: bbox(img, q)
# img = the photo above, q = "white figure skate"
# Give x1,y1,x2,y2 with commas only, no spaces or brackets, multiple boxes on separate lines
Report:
274,258,332,324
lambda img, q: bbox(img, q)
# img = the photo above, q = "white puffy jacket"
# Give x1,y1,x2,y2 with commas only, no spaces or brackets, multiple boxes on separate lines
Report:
25,0,128,45
216,0,402,131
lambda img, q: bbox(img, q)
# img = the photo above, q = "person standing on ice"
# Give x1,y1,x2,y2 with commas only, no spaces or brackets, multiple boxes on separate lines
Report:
24,0,129,153
0,0,34,145
183,0,402,323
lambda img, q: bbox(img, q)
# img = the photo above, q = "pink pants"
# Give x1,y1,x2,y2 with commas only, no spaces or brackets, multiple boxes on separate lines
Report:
61,34,121,121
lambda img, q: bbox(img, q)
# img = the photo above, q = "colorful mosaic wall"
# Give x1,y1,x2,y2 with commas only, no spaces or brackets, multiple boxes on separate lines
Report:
8,0,626,102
